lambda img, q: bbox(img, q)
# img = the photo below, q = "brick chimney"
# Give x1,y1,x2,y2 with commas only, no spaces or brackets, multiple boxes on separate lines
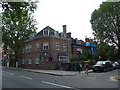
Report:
63,25,67,33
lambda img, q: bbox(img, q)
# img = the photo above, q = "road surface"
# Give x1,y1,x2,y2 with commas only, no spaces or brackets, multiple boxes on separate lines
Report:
2,67,119,90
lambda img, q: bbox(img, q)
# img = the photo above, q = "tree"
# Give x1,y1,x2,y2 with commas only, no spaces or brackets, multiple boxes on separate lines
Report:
90,2,120,58
79,50,93,60
2,2,38,66
70,55,79,62
96,42,117,61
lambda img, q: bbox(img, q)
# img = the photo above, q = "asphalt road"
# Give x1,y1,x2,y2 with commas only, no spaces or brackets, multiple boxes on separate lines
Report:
2,67,120,90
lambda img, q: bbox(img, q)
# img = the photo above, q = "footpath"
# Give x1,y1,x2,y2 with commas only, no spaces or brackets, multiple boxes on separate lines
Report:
3,66,93,76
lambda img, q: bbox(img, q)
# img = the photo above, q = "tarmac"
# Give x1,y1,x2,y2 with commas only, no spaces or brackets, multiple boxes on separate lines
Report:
3,66,93,76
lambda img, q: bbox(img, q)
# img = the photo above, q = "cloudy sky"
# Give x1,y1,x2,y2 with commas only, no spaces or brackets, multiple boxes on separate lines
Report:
34,0,106,41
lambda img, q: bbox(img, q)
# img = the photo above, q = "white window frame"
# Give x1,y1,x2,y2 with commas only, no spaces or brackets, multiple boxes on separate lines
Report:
22,59,25,64
28,59,32,64
43,30,49,35
59,56,69,63
63,44,67,51
43,42,49,50
77,48,83,53
35,58,39,64
26,46,29,53
28,45,32,52
56,43,60,50
35,43,39,50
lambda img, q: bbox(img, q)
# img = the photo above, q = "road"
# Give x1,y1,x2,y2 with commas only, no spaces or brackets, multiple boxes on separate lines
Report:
2,67,119,90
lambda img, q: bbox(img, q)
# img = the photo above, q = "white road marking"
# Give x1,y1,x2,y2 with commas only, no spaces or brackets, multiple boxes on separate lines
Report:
42,81,73,88
6,72,15,75
19,75,32,80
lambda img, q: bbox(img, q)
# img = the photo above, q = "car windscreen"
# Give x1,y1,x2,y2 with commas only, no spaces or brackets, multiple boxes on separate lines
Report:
96,61,105,65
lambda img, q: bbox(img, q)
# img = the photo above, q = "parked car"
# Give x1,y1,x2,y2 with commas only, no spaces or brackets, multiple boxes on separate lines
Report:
116,60,120,68
112,61,119,69
92,60,113,72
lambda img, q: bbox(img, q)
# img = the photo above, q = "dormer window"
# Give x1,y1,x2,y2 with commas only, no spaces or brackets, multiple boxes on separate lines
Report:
43,30,49,35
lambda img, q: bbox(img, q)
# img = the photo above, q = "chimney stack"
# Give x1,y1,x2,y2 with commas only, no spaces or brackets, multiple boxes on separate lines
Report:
63,25,67,33
85,37,89,42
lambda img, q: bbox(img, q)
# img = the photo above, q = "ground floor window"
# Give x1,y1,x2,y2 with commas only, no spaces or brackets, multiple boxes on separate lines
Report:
59,56,69,63
28,59,32,64
22,59,24,64
35,58,39,64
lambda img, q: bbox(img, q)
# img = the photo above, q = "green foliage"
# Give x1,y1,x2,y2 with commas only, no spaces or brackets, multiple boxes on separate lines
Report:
96,42,118,61
2,2,38,62
70,55,79,61
79,50,93,60
70,50,97,62
90,2,120,58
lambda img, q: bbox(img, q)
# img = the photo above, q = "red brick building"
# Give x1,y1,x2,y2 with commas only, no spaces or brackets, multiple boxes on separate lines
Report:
71,38,85,55
22,25,71,69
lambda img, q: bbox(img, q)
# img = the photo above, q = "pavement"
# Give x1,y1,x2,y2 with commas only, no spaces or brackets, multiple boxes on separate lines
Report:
110,75,120,81
3,66,93,76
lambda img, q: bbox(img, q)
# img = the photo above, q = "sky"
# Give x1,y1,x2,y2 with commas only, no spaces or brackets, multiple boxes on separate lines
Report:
34,0,106,41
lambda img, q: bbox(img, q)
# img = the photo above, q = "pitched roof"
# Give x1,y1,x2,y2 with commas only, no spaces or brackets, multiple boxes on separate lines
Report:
36,26,56,36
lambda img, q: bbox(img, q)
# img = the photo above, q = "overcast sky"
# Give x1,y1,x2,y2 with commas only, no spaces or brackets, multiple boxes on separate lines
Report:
34,0,106,41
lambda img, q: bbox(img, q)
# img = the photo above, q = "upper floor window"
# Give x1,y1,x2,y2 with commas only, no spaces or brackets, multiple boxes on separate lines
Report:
26,46,29,53
43,30,49,35
35,43,39,50
56,43,60,50
77,48,83,53
63,44,67,51
28,45,32,52
43,42,49,50
23,48,25,53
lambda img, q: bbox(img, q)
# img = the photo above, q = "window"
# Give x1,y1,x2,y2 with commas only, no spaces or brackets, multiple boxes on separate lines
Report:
59,56,69,63
35,58,39,64
77,48,83,53
56,43,60,50
26,46,29,53
43,42,49,50
28,59,32,64
22,59,25,64
63,44,67,51
28,45,32,52
35,43,39,50
43,30,49,35
23,48,25,53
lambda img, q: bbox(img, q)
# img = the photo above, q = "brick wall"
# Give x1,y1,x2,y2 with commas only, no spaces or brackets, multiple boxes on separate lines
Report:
22,37,71,69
